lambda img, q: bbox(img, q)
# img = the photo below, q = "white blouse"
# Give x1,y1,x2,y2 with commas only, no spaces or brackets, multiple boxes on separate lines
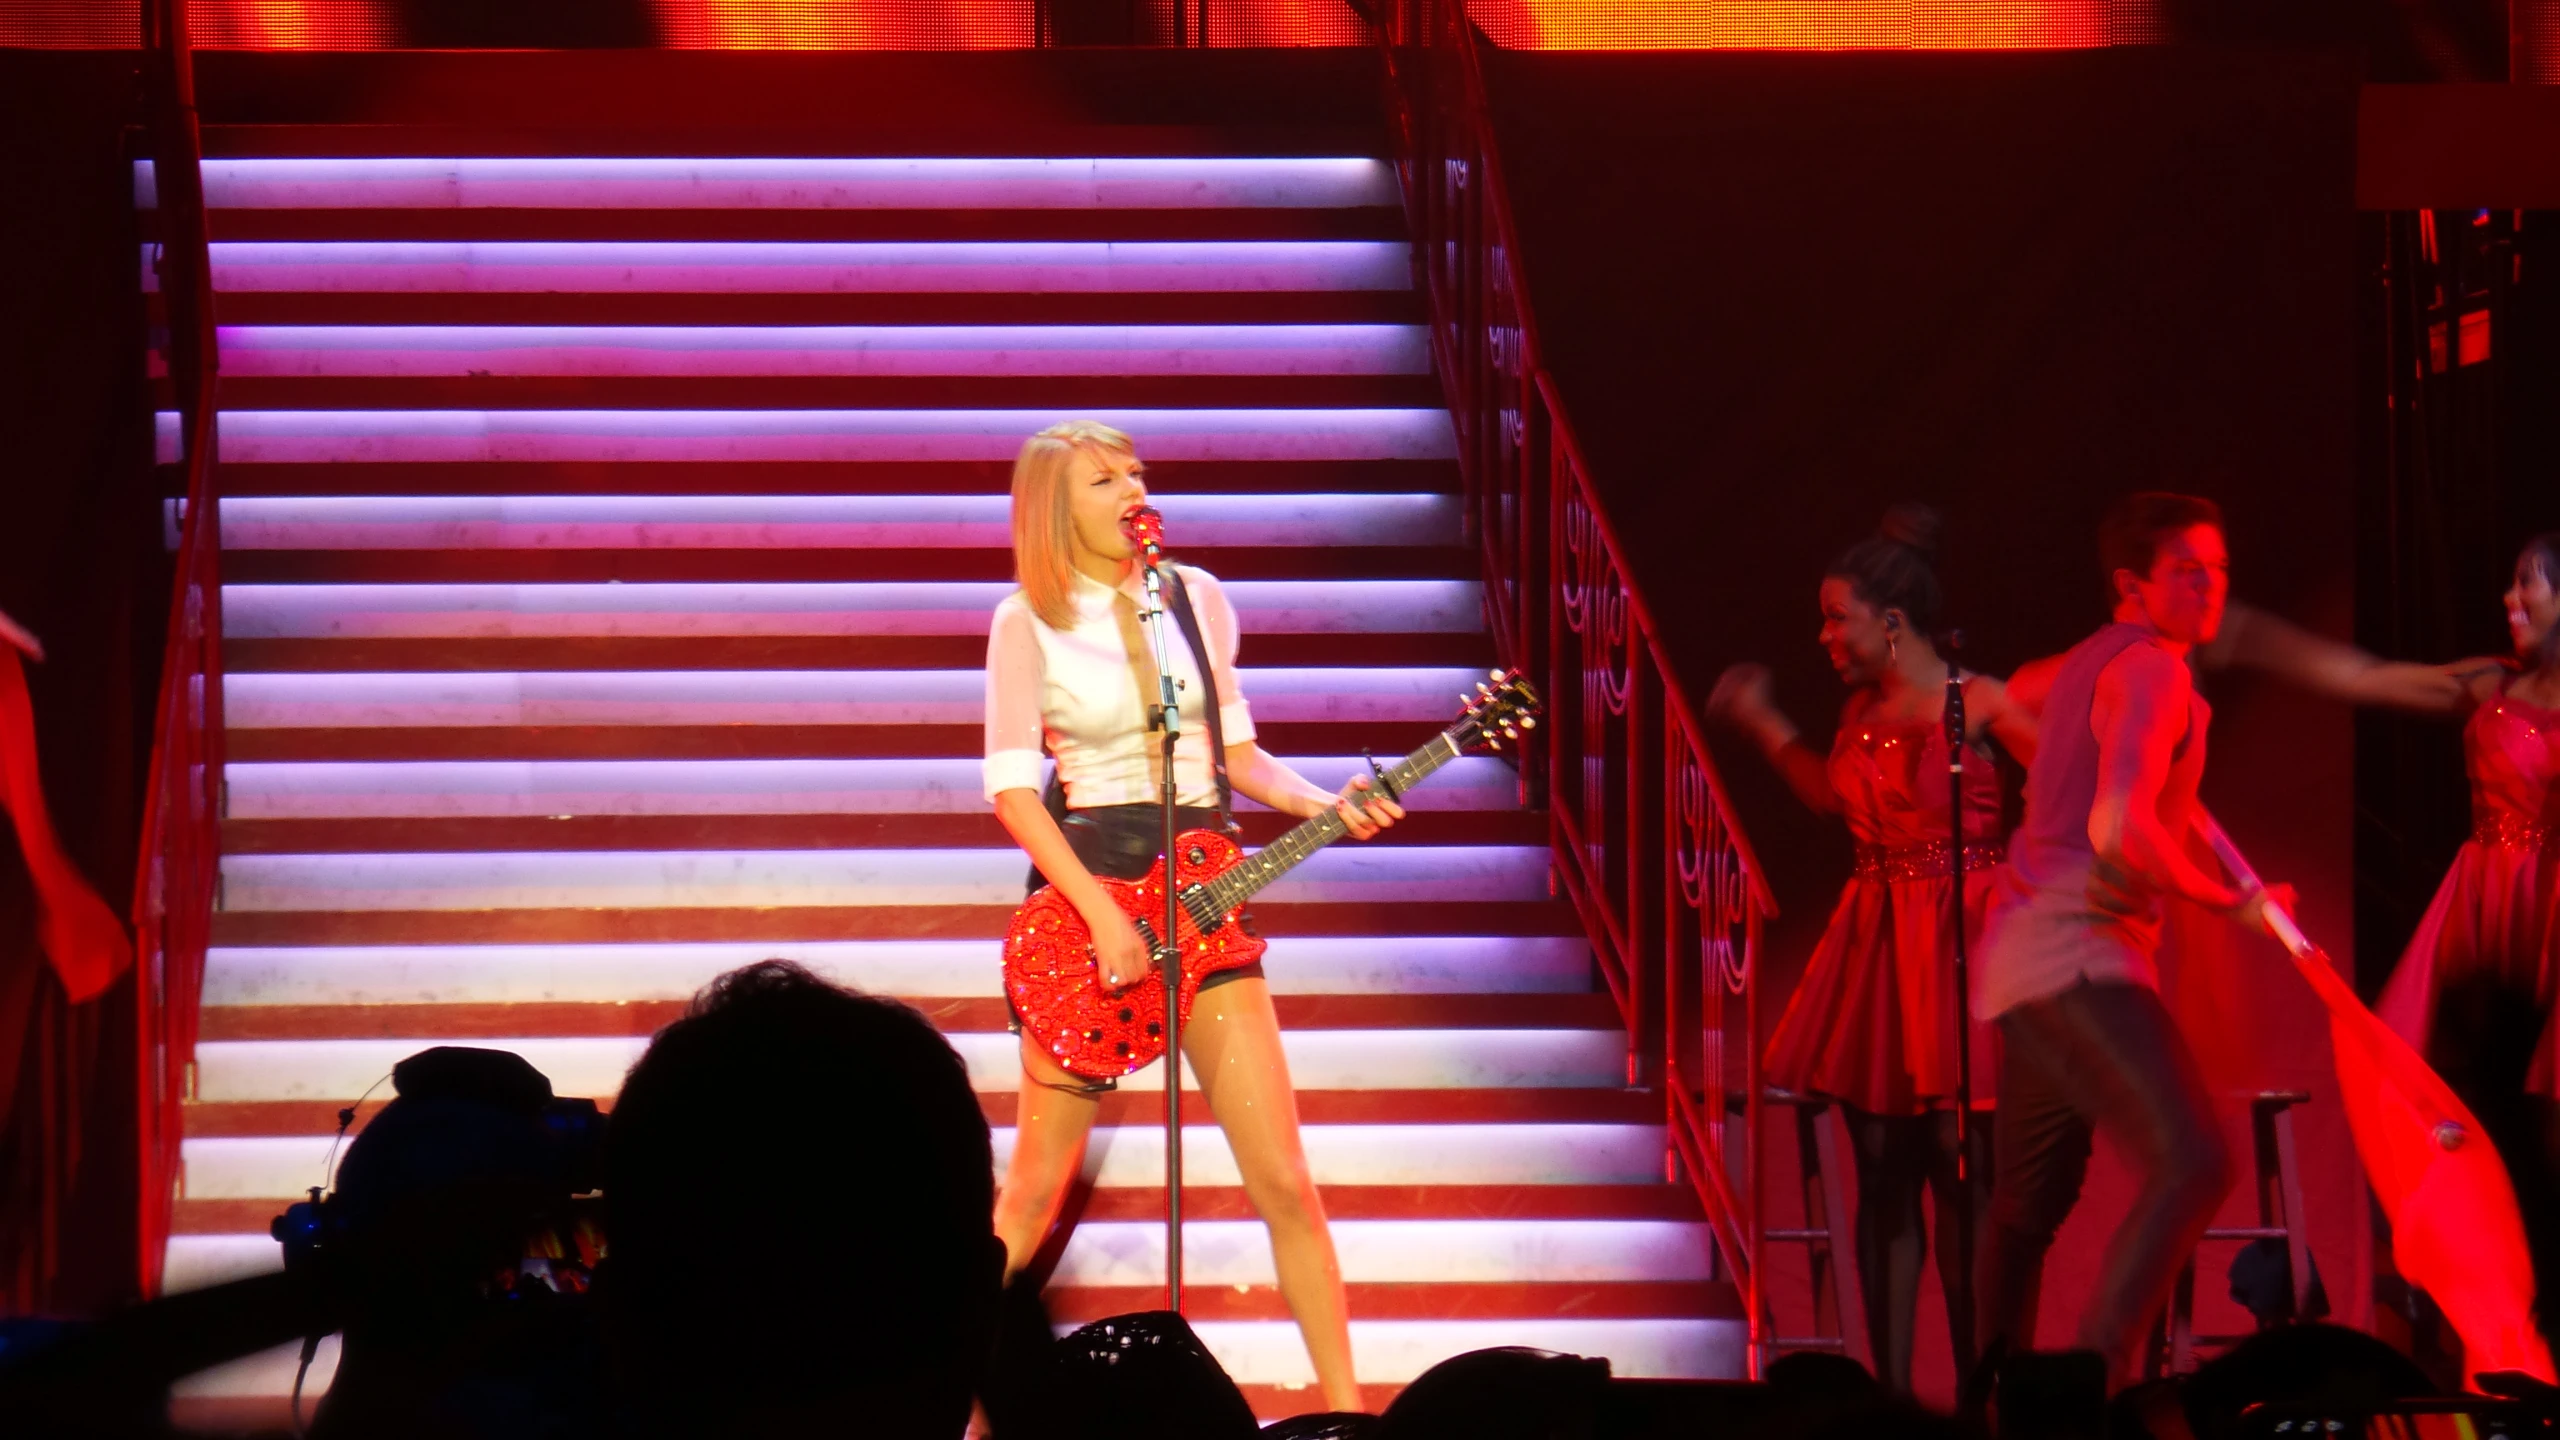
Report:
982,564,1257,809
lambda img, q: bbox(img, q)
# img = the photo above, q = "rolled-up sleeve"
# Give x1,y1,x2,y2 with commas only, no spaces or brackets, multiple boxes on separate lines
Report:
982,598,1048,800
1188,569,1256,745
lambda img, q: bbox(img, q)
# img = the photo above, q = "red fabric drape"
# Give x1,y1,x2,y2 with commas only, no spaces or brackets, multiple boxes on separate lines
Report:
2299,939,2555,1383
2175,823,2552,1384
0,642,135,1316
0,646,129,1006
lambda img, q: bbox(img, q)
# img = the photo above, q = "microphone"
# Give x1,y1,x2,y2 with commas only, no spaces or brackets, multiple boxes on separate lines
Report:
1123,506,1168,570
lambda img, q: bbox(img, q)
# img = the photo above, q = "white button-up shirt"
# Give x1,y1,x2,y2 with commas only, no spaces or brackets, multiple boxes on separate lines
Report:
981,565,1256,808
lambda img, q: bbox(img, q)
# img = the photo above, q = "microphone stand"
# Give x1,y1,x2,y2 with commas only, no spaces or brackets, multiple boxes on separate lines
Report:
1941,632,1978,1341
1135,552,1187,1315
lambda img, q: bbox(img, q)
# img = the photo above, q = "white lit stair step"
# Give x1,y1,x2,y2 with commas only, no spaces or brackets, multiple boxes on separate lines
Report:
201,937,1594,1007
219,494,1458,552
1191,1319,1742,1385
157,407,1456,465
1049,1218,1713,1287
215,325,1432,379
225,666,1491,729
182,1122,1672,1200
183,240,1415,294
163,1218,1709,1299
222,756,1523,819
220,580,1483,640
217,844,1548,911
168,1315,1743,1409
194,1029,1622,1105
155,156,1401,211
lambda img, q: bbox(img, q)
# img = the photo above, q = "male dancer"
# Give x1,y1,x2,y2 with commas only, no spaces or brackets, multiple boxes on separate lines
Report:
1973,493,2291,1387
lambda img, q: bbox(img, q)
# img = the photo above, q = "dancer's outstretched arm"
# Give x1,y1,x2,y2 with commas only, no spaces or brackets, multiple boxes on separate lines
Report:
2204,601,2502,715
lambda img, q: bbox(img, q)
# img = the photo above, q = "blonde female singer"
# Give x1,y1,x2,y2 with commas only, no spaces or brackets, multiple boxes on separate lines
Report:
983,420,1400,1410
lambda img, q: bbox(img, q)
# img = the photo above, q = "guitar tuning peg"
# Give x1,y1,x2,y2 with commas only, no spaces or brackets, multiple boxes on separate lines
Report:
1520,716,1537,729
1489,668,1503,680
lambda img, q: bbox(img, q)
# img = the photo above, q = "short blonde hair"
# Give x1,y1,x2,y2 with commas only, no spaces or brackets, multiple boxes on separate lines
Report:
1010,420,1137,630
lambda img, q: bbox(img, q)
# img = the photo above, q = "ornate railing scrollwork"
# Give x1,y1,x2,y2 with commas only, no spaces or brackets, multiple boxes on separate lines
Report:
1380,0,1781,1371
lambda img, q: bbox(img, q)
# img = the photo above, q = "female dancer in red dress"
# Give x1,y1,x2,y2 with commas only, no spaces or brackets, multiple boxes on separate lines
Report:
982,420,1400,1411
1709,506,2038,1391
2213,532,2560,1355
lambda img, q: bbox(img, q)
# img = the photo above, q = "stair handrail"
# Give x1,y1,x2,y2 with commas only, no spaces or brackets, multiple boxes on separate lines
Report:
134,0,225,1295
1374,0,1780,1369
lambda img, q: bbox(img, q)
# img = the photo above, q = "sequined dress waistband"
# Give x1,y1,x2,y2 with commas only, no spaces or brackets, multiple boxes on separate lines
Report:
1851,838,2006,883
2473,813,2559,854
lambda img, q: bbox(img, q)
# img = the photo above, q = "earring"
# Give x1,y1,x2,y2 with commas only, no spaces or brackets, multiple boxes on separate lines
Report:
1888,630,1900,663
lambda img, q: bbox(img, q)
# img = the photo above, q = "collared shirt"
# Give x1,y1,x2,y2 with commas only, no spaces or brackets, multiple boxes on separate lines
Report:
982,564,1256,808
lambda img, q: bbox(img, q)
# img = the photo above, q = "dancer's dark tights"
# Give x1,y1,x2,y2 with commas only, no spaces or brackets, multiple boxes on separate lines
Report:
1843,1104,1992,1393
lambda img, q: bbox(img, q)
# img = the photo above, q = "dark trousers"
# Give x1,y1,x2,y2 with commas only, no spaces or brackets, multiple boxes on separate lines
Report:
1977,980,2234,1378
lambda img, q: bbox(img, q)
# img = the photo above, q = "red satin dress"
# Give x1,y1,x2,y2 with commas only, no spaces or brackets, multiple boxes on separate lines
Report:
1764,708,2005,1116
2381,685,2560,1098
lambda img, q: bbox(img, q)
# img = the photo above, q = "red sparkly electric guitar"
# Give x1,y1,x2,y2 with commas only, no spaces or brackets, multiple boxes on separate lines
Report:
1004,670,1540,1079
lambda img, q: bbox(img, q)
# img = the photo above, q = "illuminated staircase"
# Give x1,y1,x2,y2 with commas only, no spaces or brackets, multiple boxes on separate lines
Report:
146,138,1745,1423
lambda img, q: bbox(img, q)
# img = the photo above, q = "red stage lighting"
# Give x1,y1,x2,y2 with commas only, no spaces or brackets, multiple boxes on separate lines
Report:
0,0,2171,50
1465,0,2166,51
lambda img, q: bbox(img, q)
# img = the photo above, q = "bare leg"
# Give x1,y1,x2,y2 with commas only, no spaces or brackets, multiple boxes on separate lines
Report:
994,1035,1106,1277
1183,976,1361,1411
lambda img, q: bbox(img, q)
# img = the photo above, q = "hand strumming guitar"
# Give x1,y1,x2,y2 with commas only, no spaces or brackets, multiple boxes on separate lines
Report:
1084,901,1154,993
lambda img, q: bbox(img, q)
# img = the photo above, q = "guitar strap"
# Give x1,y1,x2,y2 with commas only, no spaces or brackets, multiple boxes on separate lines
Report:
1159,564,1239,836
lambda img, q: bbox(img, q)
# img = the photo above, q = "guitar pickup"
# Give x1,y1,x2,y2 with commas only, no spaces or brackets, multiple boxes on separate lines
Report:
1176,881,1225,935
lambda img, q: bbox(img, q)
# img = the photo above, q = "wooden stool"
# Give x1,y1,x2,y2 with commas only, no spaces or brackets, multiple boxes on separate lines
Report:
1759,1088,1874,1370
2152,1090,2315,1376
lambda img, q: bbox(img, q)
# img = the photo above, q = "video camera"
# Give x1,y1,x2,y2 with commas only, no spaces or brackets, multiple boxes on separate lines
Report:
270,1045,608,1297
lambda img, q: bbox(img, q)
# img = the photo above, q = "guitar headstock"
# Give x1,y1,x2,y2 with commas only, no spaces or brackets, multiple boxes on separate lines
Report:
1452,669,1542,754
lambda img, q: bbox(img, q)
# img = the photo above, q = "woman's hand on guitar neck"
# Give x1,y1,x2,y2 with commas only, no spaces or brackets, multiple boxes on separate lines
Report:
1085,903,1154,993
1327,773,1405,841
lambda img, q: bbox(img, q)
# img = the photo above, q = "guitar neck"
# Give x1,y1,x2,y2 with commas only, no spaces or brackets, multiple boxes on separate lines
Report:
1196,729,1469,916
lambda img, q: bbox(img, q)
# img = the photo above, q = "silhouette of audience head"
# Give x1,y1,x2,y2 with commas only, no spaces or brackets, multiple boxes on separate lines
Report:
600,960,1003,1437
1033,1310,1263,1440
1376,1347,1611,1440
2179,1324,2434,1440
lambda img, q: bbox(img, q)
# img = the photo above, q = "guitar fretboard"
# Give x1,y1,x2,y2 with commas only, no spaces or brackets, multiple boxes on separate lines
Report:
1190,728,1469,921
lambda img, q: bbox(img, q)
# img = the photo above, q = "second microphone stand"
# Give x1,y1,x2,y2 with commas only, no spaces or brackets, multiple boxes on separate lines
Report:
1136,557,1188,1314
1941,634,1978,1345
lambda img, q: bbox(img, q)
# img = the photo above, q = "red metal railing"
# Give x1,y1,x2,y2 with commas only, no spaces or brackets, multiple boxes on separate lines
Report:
1376,0,1782,1371
134,0,226,1296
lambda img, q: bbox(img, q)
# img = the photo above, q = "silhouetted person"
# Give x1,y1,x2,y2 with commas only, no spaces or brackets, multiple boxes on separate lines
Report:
311,1047,601,1440
598,961,1004,1439
1374,1347,1610,1440
2178,1324,2434,1440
